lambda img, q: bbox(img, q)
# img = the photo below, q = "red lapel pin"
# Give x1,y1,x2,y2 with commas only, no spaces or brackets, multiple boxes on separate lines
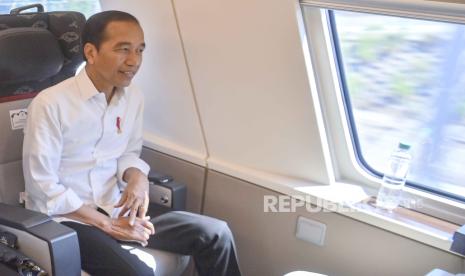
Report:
116,117,122,134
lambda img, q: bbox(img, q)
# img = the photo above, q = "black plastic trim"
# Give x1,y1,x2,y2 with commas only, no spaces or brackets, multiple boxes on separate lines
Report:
30,220,81,276
0,203,81,275
148,171,187,211
10,4,44,15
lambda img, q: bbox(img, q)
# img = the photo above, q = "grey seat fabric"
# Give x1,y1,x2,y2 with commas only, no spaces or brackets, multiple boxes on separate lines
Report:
0,6,189,276
80,247,190,276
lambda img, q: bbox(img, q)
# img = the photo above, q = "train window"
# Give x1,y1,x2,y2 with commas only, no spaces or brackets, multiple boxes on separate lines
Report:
0,0,101,18
329,10,465,202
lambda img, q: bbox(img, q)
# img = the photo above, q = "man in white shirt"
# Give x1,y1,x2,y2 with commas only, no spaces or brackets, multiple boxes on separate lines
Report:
23,10,241,276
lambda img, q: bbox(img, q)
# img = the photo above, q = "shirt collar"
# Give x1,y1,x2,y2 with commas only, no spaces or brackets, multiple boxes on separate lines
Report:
75,68,125,102
76,68,99,101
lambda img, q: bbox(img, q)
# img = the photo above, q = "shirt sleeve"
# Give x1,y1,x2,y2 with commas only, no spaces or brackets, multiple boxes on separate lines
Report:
23,96,83,216
116,88,150,190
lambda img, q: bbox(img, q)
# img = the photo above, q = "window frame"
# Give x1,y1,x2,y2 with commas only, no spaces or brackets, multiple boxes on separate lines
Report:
327,10,465,203
300,4,465,225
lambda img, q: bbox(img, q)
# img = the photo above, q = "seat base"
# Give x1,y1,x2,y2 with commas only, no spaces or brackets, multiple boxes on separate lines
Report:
81,245,190,276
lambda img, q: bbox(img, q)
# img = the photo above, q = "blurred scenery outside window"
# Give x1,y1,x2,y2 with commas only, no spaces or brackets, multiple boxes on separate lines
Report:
332,10,465,201
0,0,100,18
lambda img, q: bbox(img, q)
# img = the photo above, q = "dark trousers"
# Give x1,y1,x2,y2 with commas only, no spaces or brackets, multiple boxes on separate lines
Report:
62,211,241,276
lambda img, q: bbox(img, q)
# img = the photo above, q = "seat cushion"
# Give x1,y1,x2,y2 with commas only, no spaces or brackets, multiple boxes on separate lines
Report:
81,245,190,276
284,271,327,276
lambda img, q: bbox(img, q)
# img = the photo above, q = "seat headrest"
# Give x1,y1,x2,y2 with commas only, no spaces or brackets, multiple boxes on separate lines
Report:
0,9,85,102
0,27,64,84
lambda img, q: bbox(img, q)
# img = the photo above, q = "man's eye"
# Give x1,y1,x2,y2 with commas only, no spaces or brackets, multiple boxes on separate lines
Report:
116,47,130,52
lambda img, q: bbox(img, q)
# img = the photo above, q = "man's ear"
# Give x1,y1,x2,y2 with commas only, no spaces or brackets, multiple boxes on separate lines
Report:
83,43,98,64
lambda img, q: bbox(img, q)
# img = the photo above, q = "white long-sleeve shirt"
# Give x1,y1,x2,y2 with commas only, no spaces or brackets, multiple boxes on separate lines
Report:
22,68,150,218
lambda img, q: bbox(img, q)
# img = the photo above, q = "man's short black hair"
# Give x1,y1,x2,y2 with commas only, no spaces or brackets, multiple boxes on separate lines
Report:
81,10,140,59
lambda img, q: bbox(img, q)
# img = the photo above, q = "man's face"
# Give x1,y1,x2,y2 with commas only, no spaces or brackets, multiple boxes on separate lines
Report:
85,20,145,91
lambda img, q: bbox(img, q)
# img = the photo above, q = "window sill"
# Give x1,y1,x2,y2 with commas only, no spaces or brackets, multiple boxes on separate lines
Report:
354,197,460,249
260,176,463,256
205,157,463,256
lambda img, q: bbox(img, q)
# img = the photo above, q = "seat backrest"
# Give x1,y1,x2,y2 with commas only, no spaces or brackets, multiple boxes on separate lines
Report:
0,4,85,205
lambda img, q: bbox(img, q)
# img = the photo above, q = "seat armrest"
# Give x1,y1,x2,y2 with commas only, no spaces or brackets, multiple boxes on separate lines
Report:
0,203,81,276
148,171,186,211
0,203,50,230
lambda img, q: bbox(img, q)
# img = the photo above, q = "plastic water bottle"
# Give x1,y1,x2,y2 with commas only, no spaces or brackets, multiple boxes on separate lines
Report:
376,142,412,210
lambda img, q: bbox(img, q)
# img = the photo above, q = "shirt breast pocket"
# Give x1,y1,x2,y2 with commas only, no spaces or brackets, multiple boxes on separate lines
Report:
102,129,131,159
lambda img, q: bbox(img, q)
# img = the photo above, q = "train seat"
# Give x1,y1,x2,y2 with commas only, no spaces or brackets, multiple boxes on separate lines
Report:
0,4,188,276
284,271,327,276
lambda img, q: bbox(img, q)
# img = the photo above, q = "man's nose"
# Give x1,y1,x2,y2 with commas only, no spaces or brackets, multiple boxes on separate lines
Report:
126,51,142,67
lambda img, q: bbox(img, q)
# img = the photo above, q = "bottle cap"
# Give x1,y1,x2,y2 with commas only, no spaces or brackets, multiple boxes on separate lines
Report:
398,142,411,150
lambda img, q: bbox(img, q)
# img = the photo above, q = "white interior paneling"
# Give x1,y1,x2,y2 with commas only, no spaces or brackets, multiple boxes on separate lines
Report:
204,171,465,276
100,0,207,166
173,0,331,185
